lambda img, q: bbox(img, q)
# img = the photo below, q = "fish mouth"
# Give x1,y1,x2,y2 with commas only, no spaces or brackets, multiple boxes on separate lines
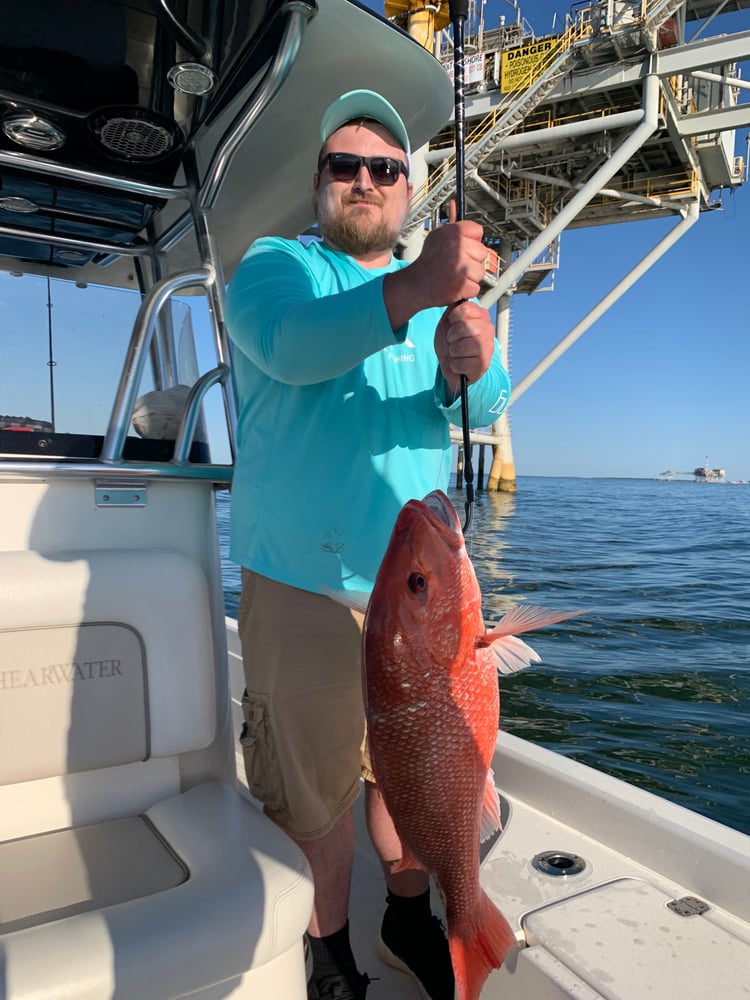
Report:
397,492,463,549
410,490,463,542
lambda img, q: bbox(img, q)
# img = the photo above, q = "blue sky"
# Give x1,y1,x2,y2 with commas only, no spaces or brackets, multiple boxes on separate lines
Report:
370,0,750,480
3,2,746,481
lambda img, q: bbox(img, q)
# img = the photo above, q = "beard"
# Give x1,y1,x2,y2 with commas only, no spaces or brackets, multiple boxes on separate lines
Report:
315,195,403,257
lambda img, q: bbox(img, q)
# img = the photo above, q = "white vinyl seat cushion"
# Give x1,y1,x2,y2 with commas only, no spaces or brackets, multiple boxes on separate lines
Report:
0,549,217,786
0,781,314,999
0,547,313,997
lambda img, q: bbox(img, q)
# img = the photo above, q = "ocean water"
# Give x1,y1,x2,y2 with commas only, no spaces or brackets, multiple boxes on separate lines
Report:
216,477,750,837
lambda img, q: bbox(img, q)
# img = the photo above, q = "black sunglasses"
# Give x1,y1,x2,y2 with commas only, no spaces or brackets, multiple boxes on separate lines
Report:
318,152,409,186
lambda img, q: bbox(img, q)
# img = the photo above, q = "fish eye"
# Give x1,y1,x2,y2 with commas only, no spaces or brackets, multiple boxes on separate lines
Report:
408,572,427,593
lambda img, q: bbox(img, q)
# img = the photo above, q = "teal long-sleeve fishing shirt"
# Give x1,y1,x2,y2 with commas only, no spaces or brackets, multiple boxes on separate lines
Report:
225,236,511,594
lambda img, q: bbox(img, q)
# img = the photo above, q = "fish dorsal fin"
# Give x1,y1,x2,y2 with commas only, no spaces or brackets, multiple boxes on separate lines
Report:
477,605,588,676
480,768,503,842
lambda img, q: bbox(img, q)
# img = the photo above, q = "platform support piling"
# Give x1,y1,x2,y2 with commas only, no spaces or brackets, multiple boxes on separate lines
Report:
488,280,516,491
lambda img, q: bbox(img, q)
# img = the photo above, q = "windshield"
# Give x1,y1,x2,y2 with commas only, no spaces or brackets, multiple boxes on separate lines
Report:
0,272,231,463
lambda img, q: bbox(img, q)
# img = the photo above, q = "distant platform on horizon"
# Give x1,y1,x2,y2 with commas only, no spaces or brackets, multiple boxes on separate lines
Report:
658,464,740,483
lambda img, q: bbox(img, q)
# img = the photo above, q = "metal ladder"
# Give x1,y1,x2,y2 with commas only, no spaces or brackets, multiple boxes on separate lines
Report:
403,18,589,236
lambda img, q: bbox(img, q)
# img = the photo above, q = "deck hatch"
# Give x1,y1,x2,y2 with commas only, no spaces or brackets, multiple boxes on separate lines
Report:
523,877,750,999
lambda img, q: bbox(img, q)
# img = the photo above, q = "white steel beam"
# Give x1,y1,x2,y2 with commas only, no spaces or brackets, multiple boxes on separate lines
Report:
653,28,750,75
508,200,699,405
691,69,750,92
479,74,660,308
423,108,644,164
674,101,750,134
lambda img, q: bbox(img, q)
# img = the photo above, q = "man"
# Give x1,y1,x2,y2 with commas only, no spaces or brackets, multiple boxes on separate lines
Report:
225,90,510,1000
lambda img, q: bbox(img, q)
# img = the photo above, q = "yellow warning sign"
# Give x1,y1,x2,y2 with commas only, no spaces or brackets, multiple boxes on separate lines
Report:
500,36,559,93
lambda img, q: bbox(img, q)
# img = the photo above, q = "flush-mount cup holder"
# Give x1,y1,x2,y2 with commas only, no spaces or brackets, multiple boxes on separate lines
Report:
531,850,587,877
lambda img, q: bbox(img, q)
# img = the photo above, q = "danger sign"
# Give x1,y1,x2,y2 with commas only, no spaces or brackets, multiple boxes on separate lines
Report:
500,36,559,93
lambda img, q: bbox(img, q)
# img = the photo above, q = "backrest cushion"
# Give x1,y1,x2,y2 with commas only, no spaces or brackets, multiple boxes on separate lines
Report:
0,550,216,784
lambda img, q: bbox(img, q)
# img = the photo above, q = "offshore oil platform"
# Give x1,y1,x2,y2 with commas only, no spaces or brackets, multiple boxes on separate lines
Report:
660,458,728,480
386,0,750,490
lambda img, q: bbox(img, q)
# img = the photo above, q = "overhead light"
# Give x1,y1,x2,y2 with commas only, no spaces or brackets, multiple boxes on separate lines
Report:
167,62,217,96
2,113,66,151
56,250,89,261
0,196,40,213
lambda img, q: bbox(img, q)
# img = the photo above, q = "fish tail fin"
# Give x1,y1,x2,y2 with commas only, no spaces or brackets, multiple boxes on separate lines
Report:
449,892,517,1000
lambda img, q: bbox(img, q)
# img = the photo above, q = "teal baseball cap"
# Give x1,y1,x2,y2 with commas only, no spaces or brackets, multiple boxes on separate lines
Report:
319,89,411,155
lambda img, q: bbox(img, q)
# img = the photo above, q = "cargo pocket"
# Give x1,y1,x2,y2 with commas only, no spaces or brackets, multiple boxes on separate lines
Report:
240,689,286,812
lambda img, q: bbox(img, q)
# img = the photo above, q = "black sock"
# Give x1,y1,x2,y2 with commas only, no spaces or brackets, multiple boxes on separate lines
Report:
308,921,358,980
385,888,431,917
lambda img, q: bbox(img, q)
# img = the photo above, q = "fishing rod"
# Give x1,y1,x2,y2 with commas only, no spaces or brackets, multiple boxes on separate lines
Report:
46,276,57,432
449,0,475,534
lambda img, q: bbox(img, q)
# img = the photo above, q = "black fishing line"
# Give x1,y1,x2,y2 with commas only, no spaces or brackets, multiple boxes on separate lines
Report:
449,0,475,535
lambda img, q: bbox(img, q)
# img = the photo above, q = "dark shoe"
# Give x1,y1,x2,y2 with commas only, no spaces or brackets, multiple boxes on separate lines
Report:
378,898,455,1000
304,933,313,982
307,969,370,1000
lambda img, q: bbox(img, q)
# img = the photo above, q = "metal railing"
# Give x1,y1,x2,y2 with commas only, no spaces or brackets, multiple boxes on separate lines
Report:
101,269,213,464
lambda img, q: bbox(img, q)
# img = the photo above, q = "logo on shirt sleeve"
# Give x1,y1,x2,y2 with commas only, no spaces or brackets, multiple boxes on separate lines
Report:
387,336,416,364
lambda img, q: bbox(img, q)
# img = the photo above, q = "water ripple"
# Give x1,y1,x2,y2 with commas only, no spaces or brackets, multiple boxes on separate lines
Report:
216,479,750,837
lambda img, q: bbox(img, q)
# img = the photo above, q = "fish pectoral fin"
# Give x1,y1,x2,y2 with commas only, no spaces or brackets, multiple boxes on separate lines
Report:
489,635,541,675
322,587,370,615
480,768,503,841
478,604,589,674
482,604,588,639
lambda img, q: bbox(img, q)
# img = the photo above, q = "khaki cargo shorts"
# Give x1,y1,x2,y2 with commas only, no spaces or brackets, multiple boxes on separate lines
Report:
238,569,373,840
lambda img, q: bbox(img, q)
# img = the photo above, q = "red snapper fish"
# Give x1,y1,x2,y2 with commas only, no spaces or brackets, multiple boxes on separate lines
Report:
363,490,583,1000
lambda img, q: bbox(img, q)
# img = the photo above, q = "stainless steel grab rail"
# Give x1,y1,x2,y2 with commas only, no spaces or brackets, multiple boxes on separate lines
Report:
101,268,212,463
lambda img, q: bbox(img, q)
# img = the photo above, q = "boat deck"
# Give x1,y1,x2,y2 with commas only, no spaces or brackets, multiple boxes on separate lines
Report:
231,745,430,998
350,801,443,999
227,621,750,1000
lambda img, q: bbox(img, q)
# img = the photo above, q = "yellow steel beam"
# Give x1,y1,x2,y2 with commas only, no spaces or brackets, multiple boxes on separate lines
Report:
384,0,451,47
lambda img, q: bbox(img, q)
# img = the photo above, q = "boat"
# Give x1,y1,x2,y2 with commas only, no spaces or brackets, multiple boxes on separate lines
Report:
1,2,749,998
